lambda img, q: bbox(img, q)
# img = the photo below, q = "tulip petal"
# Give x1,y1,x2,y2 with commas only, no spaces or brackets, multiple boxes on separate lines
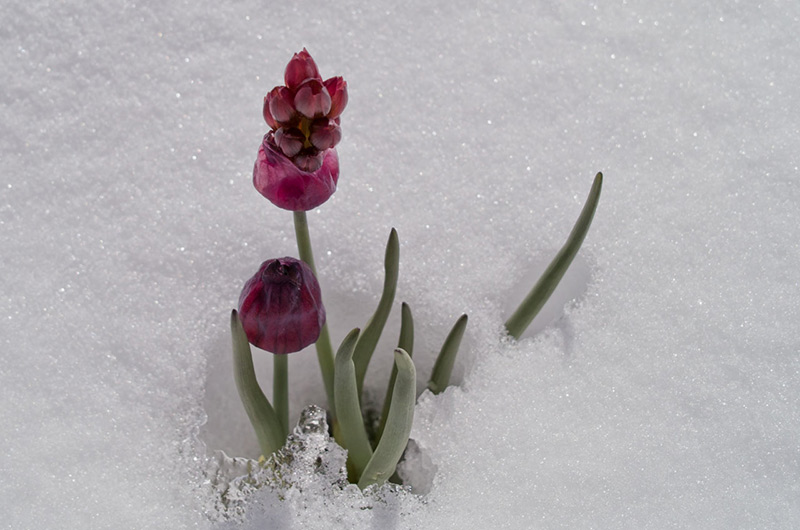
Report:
253,134,339,211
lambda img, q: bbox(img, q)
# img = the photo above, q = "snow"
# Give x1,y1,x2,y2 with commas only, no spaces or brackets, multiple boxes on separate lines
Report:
2,0,799,528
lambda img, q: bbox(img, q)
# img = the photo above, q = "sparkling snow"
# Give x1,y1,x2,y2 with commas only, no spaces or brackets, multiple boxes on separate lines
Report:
2,0,799,528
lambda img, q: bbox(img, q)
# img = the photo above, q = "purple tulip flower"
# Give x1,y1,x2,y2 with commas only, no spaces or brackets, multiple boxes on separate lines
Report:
256,49,347,210
238,257,326,355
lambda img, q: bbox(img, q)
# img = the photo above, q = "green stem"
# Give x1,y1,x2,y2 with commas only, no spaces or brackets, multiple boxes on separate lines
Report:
293,210,336,417
273,354,289,439
504,172,603,339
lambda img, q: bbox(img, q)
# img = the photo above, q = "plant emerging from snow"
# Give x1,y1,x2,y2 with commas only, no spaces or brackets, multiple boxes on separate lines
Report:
229,48,603,490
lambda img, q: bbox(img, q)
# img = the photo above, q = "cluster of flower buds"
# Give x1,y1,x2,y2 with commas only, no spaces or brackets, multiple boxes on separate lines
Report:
263,48,348,173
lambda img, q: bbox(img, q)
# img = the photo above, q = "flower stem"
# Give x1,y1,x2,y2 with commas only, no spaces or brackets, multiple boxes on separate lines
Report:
273,354,289,439
293,210,336,417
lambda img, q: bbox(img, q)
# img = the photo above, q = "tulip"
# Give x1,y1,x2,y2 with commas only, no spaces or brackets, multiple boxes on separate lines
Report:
253,132,339,211
238,257,326,355
258,49,348,192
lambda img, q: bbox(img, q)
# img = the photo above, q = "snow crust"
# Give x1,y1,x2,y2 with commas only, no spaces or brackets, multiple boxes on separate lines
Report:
2,0,799,528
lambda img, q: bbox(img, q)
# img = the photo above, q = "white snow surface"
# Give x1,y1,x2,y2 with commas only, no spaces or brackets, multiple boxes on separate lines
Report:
2,0,799,528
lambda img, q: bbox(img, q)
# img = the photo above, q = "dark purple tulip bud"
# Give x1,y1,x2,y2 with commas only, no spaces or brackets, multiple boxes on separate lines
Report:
309,118,342,151
267,86,296,124
238,257,326,355
274,127,305,158
253,133,339,211
323,77,348,119
262,96,278,130
284,48,322,90
294,79,332,119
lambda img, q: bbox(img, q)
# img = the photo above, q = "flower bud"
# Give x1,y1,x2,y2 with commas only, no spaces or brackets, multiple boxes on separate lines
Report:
253,133,339,211
262,96,278,130
323,77,348,119
274,127,305,158
267,86,296,124
293,151,326,173
309,118,342,151
294,78,332,119
238,257,326,355
284,48,321,90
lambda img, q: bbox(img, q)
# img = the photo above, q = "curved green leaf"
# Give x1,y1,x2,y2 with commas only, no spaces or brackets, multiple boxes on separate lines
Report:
427,314,468,394
504,172,603,339
353,228,399,398
334,328,373,480
358,348,416,489
230,310,285,458
377,302,414,442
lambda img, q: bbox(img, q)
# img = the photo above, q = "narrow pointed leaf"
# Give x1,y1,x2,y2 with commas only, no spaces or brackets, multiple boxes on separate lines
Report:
358,348,416,489
334,328,373,480
504,172,603,339
353,228,399,398
377,302,414,442
427,314,468,394
230,310,285,458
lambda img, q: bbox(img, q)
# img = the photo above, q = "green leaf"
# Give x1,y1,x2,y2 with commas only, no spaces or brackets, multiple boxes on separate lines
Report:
358,348,416,489
352,228,400,398
230,310,285,458
504,172,603,339
377,302,414,443
427,313,468,394
334,328,373,481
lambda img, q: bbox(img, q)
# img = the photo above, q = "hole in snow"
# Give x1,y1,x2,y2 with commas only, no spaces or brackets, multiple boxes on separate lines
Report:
502,253,592,354
199,284,449,494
